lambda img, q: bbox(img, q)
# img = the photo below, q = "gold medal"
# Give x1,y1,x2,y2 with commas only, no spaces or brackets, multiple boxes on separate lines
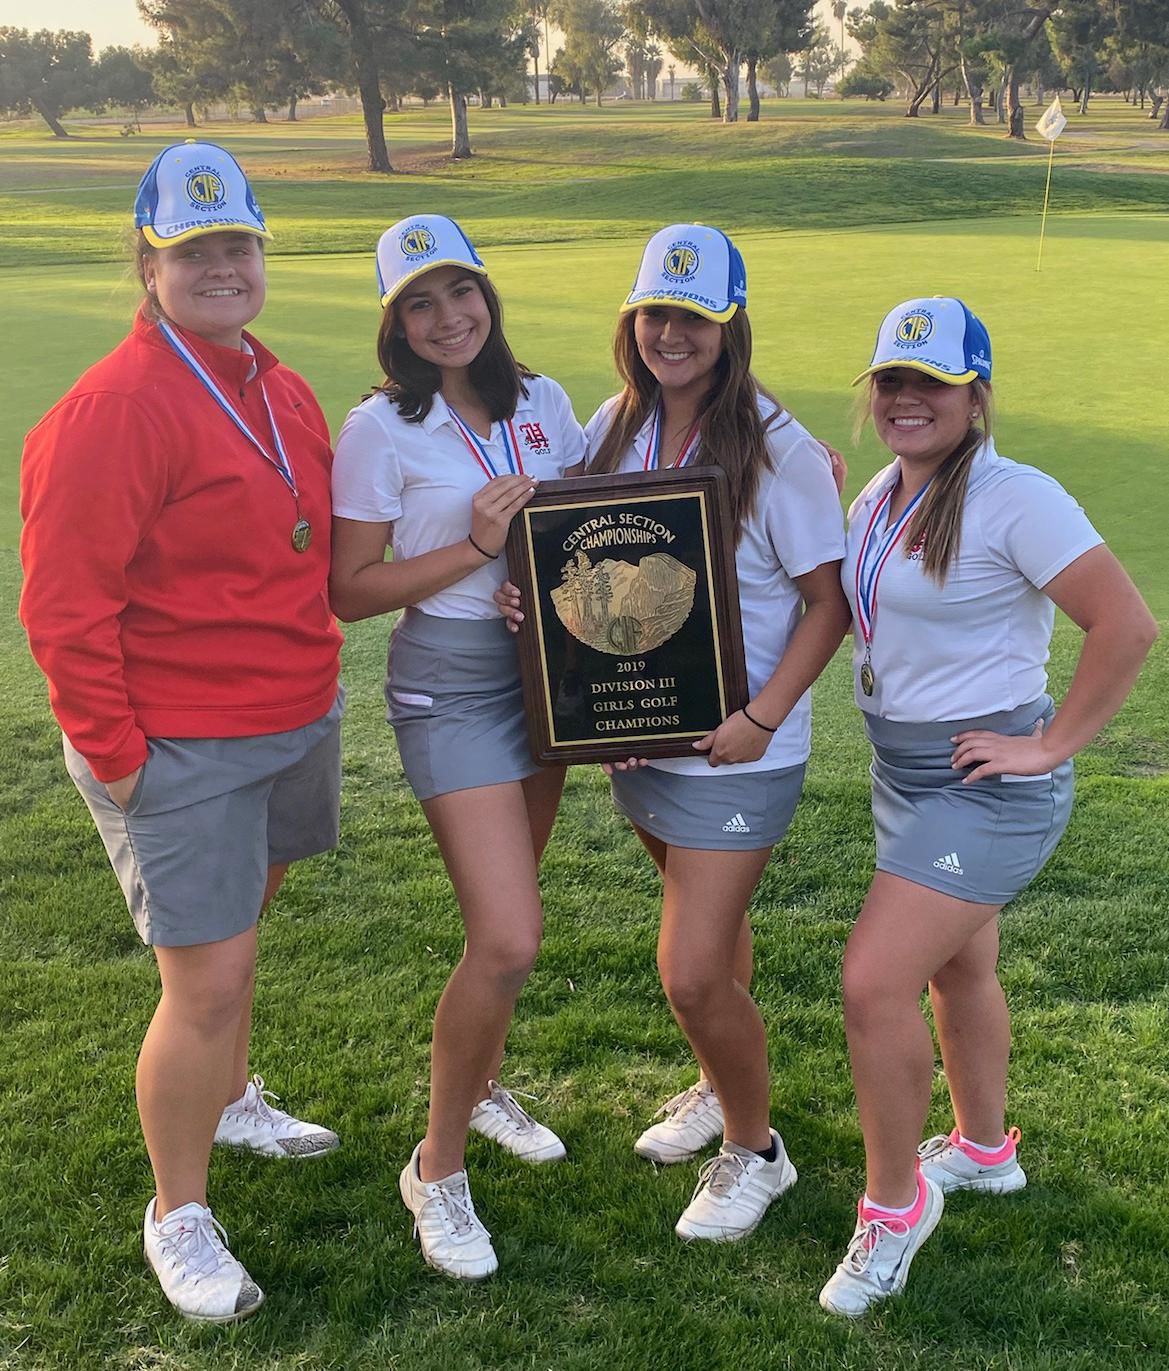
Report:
860,659,875,697
291,518,312,553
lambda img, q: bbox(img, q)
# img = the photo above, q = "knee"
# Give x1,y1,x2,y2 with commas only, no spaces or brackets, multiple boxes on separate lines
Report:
659,957,721,1022
842,955,921,1037
166,963,253,1035
466,928,541,996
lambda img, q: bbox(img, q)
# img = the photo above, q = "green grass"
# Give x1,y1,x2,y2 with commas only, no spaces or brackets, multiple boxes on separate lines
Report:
1,100,1168,1370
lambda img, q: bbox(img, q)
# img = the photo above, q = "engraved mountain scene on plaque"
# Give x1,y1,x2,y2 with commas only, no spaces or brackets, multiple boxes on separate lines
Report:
551,549,696,656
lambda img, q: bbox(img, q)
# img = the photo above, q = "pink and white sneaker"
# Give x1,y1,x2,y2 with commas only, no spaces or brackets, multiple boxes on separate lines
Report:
917,1126,1026,1195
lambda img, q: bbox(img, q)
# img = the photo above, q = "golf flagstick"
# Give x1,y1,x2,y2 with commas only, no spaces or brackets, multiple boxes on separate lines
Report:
1036,96,1067,272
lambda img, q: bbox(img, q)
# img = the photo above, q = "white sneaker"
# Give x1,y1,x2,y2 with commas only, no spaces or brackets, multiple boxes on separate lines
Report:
818,1178,944,1318
144,1198,264,1323
634,1080,724,1164
469,1080,566,1163
675,1130,797,1242
214,1075,340,1159
398,1142,498,1280
917,1127,1027,1195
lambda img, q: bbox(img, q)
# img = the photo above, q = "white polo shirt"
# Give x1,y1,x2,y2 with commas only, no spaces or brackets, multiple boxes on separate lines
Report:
584,395,846,775
842,439,1103,723
332,375,586,619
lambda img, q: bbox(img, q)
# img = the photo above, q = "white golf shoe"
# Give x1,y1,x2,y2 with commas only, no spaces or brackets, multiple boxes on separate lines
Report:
214,1074,340,1159
144,1198,264,1323
917,1126,1026,1195
819,1177,944,1318
469,1080,566,1163
399,1142,498,1280
634,1080,724,1164
675,1130,797,1242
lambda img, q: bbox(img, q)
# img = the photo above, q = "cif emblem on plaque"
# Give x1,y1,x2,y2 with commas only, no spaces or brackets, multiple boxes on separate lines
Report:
551,550,696,655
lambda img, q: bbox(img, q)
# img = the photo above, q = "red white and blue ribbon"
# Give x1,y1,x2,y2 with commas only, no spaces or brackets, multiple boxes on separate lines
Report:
156,319,297,495
854,477,931,651
448,405,525,478
643,398,701,470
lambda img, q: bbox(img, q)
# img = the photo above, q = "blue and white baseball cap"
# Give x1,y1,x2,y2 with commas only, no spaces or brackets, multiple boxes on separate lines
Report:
621,223,747,323
853,296,992,386
376,215,487,308
134,141,271,248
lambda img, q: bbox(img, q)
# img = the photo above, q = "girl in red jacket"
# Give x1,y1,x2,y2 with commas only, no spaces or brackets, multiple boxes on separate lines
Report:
20,143,344,1324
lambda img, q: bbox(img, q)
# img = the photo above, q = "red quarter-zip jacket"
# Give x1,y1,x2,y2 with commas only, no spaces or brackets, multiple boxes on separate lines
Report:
20,310,343,782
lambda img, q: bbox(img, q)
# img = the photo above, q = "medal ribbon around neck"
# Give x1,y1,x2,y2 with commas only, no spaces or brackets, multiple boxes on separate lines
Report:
157,319,298,498
643,398,701,470
447,405,525,479
854,477,931,660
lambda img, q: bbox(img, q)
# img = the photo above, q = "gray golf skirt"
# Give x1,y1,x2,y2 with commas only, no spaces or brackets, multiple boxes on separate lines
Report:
385,608,541,801
610,761,806,852
866,695,1073,906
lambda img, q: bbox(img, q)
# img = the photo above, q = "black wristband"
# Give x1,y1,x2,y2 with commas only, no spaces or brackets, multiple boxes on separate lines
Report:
741,703,777,734
467,534,498,561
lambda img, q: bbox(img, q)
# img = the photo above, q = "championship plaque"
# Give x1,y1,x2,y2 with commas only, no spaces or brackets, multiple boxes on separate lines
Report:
505,467,748,765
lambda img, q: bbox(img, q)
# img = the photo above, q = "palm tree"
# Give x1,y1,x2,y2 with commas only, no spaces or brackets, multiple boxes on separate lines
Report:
832,0,847,74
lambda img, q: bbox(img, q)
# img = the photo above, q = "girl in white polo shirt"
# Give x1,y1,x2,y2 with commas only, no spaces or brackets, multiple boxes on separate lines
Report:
576,225,849,1242
329,216,585,1280
818,297,1156,1318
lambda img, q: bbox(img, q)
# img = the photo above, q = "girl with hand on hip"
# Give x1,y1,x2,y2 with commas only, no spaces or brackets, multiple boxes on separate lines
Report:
329,216,585,1280
818,297,1157,1318
507,224,850,1243
20,143,345,1323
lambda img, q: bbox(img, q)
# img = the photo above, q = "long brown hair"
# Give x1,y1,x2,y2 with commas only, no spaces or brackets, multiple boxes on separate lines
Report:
856,377,995,585
586,309,784,529
373,275,534,422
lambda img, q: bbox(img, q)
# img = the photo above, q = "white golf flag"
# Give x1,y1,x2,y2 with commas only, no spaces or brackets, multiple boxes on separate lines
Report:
1036,96,1067,142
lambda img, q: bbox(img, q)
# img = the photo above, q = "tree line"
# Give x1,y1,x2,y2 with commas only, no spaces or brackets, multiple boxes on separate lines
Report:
839,0,1169,135
1,1,1166,168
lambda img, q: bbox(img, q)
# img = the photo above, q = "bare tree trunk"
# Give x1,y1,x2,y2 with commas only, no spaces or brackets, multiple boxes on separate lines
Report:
1005,69,1024,138
961,56,985,125
252,106,268,122
996,76,1006,123
1150,94,1164,120
533,47,540,103
287,94,298,121
746,56,760,121
33,99,70,137
1160,99,1169,131
336,0,392,172
931,80,941,114
721,52,741,123
184,102,197,127
708,65,722,119
1078,73,1092,115
449,85,471,157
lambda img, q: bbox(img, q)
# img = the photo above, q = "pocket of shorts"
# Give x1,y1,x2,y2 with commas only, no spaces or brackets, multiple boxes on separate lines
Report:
107,749,152,815
387,689,435,726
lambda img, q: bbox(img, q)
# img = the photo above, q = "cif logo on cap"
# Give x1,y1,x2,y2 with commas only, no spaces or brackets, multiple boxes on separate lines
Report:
895,312,933,347
186,168,226,210
401,227,436,258
662,243,699,280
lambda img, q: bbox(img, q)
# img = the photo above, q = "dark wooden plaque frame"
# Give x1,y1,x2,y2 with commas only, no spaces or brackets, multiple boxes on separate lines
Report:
505,466,748,765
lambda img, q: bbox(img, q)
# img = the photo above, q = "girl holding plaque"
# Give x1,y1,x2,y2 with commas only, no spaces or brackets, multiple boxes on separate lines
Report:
20,143,344,1322
329,216,586,1280
561,224,850,1242
818,297,1156,1318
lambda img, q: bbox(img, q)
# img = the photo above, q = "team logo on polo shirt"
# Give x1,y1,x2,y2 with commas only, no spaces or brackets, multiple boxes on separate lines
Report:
662,242,700,281
518,421,550,453
895,311,934,348
185,167,227,211
401,226,437,258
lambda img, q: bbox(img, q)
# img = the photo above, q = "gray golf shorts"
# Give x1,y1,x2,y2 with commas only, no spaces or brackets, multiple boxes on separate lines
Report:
610,761,806,852
64,689,344,948
866,695,1073,906
385,608,541,801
